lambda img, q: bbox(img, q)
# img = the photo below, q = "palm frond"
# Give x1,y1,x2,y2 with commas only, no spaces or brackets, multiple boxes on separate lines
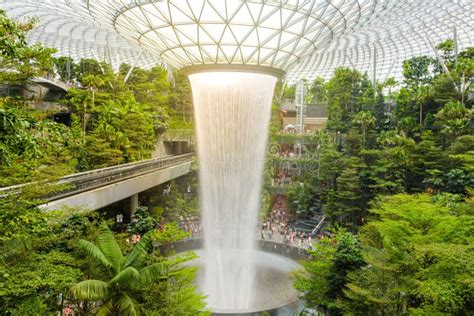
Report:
78,239,113,270
70,279,112,301
123,230,153,269
115,293,139,316
96,222,124,273
109,266,140,287
139,262,168,285
96,301,113,316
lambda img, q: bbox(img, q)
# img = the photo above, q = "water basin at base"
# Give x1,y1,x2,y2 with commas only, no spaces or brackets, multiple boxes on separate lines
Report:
189,249,301,314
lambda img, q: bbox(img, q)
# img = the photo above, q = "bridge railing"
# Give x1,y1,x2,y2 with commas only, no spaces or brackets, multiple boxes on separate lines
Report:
310,215,326,236
163,129,195,142
53,153,195,201
1,153,195,201
32,76,70,91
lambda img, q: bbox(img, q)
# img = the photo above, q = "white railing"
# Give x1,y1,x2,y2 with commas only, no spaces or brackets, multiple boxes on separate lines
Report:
311,215,326,236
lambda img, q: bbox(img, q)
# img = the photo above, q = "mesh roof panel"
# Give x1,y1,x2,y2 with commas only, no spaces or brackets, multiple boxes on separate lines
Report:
1,0,473,81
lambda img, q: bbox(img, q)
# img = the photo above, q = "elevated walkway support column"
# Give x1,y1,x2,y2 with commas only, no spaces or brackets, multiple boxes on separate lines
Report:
130,193,139,216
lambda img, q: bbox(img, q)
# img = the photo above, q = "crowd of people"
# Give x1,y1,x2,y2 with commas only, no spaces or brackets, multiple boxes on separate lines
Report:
276,150,297,158
260,221,313,249
180,216,202,238
258,196,315,249
272,171,295,186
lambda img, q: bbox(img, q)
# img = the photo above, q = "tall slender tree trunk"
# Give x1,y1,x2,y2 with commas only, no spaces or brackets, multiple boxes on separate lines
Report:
83,101,87,144
362,127,366,149
419,102,423,127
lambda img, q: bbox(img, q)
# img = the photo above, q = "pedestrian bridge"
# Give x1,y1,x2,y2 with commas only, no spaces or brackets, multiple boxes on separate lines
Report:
32,77,69,92
39,153,194,211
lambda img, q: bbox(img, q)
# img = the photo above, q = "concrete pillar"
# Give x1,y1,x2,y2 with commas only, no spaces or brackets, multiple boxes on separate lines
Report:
130,194,139,215
177,141,183,154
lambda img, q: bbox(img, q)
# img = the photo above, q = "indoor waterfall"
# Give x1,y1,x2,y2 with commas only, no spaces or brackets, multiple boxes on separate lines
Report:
189,71,277,311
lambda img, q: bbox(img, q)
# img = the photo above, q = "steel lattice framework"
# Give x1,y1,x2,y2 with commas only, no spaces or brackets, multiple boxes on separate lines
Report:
1,0,473,82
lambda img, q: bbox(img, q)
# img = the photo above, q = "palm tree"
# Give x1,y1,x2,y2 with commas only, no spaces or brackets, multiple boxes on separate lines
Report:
71,223,165,316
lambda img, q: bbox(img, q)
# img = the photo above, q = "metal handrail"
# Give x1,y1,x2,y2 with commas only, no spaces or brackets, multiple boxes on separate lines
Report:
1,153,195,201
311,215,326,236
50,153,195,201
163,129,195,142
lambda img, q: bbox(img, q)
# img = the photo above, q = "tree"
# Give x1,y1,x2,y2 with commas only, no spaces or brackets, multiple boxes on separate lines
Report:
325,67,363,132
456,48,474,105
431,73,459,106
327,232,365,301
374,84,388,131
71,223,166,315
447,135,474,185
402,56,439,126
139,252,208,315
0,210,103,315
169,69,193,123
0,251,83,314
352,111,376,149
53,56,78,82
294,231,364,315
294,236,336,312
127,207,158,236
326,157,366,231
0,101,81,186
435,100,473,144
77,58,106,80
341,194,474,315
309,77,326,103
326,97,345,132
287,182,315,217
64,61,163,169
403,56,438,88
0,10,55,84
436,39,455,64
121,65,171,133
365,131,415,194
383,77,398,113
82,131,125,169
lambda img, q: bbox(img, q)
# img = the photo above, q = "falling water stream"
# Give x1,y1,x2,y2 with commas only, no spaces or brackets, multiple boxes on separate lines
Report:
189,71,277,311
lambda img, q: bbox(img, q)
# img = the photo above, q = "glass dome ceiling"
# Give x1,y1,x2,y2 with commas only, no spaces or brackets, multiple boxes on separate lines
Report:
1,0,473,82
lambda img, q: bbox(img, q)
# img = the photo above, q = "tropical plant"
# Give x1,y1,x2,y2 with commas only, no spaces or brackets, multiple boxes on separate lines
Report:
294,231,364,315
70,223,166,316
435,100,473,143
127,206,158,236
0,10,55,84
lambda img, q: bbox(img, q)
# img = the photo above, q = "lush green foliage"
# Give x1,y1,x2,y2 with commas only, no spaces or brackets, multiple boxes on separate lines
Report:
294,231,364,314
0,10,81,186
127,206,159,236
296,194,474,315
287,43,474,230
0,101,81,185
290,42,472,315
1,11,204,315
0,10,55,83
70,223,206,316
343,194,473,315
0,211,101,315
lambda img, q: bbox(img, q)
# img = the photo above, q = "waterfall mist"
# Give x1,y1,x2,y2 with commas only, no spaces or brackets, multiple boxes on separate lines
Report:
189,71,277,311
